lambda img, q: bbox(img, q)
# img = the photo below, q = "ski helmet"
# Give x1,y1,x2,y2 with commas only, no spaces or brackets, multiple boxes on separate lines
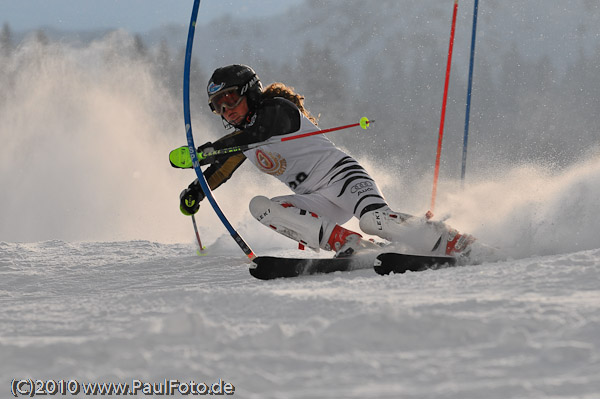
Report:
207,64,263,113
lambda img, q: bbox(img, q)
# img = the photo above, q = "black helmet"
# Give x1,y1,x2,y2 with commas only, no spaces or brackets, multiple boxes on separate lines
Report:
207,64,263,113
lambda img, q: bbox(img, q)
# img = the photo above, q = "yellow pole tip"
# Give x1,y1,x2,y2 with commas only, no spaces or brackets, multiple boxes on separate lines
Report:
359,117,372,129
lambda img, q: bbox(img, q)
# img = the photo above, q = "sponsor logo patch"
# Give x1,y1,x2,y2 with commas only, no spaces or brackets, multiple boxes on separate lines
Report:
255,150,287,176
207,82,225,94
350,181,373,194
240,75,259,95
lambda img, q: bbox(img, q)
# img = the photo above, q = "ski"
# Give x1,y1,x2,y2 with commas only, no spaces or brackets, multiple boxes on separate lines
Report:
373,252,457,275
250,253,375,280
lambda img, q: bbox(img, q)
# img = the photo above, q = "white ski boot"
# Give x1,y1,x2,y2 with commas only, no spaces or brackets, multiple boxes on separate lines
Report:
359,206,475,258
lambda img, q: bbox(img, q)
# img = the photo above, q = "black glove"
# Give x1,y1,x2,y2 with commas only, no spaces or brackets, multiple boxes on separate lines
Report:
179,179,205,216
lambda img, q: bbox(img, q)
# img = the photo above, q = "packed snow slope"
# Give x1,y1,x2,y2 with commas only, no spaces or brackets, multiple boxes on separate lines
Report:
1,240,599,398
2,2,600,397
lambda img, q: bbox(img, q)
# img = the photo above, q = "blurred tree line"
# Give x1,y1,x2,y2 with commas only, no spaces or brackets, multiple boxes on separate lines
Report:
2,20,599,181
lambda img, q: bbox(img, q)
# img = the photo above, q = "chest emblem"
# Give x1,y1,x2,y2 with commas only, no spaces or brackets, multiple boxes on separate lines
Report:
255,149,287,176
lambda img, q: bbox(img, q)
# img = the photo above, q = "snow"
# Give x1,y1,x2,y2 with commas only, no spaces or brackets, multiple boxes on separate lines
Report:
2,2,600,396
2,239,599,398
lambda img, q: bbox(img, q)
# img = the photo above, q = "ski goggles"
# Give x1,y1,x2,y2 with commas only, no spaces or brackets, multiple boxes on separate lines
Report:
208,87,243,115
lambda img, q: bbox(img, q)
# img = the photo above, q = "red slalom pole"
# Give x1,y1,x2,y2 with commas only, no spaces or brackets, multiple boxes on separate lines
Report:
427,0,459,220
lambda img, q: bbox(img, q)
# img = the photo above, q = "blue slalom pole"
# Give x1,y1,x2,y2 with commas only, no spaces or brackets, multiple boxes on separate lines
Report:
461,0,479,185
183,0,256,259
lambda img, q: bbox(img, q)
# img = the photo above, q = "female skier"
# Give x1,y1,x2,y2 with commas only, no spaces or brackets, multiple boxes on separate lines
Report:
178,64,474,258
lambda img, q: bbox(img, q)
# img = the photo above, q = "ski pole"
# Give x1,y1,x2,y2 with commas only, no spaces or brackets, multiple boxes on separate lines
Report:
427,0,459,220
281,117,373,142
199,117,373,161
191,214,207,255
169,117,374,169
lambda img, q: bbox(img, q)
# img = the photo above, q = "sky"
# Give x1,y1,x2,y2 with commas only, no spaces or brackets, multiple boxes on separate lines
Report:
2,0,303,32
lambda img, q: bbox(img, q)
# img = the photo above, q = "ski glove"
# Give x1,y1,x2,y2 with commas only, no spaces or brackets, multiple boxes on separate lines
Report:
180,179,205,216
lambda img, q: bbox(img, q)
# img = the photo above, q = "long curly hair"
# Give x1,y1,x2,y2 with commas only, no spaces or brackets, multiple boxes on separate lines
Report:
261,83,318,125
